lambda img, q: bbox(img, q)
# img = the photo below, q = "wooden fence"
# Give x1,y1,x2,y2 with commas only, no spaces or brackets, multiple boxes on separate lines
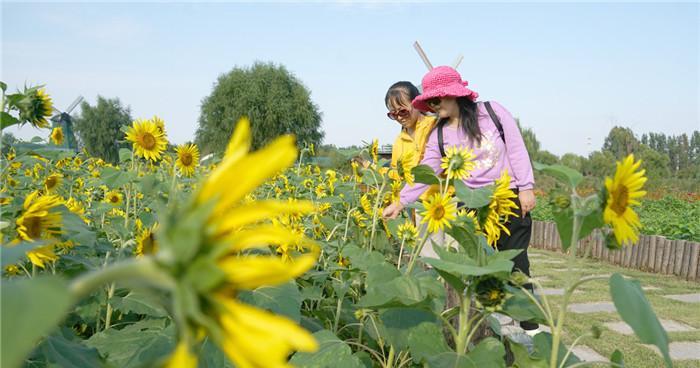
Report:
530,221,700,282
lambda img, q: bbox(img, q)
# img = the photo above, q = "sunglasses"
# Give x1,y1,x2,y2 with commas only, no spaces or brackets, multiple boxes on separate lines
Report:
387,108,411,120
426,98,442,109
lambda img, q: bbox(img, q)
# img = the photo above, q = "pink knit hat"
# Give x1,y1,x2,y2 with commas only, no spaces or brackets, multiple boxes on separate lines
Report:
412,66,479,112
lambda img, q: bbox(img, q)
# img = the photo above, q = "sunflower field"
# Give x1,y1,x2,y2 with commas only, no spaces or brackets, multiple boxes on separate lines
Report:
1,85,674,368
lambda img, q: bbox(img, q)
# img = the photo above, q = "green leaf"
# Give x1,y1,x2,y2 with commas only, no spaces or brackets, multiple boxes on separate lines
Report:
501,286,548,324
119,148,133,163
422,257,514,278
289,330,364,368
611,349,625,367
1,276,73,368
427,338,506,368
358,275,431,309
39,327,102,368
412,164,440,185
609,273,671,368
86,319,176,368
239,282,303,322
0,240,45,268
407,322,451,363
61,207,96,247
508,338,548,368
1,111,20,129
553,206,604,251
101,166,134,188
454,180,493,208
379,308,437,350
534,162,583,188
111,290,168,317
532,333,580,367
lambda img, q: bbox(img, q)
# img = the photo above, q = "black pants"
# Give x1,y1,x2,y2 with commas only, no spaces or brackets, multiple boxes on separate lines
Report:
496,195,539,330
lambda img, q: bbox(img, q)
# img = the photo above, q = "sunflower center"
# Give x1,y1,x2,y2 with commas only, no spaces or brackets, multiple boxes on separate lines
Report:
180,153,193,166
45,177,57,189
26,216,43,239
141,133,156,150
488,289,502,301
611,185,629,216
110,195,120,203
432,205,445,220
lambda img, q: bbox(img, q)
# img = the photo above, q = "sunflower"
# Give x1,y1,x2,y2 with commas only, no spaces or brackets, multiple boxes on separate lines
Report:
302,179,313,189
164,117,319,366
22,88,53,129
151,115,166,135
473,276,511,312
420,192,457,234
325,170,337,194
360,194,373,215
390,179,402,203
397,221,419,244
50,127,64,145
66,197,89,224
603,154,647,246
397,151,416,185
370,139,379,163
125,118,167,161
440,146,476,180
104,190,123,206
351,161,362,183
44,173,63,192
135,223,159,257
482,171,519,246
315,183,327,198
16,191,63,241
175,144,200,177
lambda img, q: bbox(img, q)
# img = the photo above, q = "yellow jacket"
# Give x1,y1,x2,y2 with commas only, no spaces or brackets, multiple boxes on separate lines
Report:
390,115,437,169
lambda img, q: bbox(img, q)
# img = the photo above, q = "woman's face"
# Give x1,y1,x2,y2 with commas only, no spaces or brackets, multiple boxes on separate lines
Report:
387,98,421,130
427,97,459,119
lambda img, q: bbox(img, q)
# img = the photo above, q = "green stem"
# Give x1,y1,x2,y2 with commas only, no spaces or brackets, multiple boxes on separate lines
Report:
69,257,175,301
558,333,593,368
333,297,343,334
455,292,472,354
368,180,386,252
385,345,395,368
405,229,430,274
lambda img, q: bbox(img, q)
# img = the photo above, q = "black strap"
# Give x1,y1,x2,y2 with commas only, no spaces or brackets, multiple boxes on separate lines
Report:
437,101,505,158
437,120,447,158
484,101,506,144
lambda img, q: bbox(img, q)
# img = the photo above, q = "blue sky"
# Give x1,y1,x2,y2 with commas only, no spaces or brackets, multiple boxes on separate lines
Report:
2,1,698,156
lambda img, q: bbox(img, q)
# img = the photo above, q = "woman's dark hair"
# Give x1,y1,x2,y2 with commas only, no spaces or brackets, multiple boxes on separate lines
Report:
436,97,482,146
385,81,420,108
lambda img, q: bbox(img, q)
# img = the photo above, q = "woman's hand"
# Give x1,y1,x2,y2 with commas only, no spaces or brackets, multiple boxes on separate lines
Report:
518,189,536,217
382,202,405,219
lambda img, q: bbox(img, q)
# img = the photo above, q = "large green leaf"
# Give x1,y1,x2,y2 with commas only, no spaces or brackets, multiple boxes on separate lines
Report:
239,281,303,322
39,327,102,368
379,308,437,351
412,164,440,185
501,286,548,324
427,338,506,368
553,206,604,251
358,275,432,309
111,290,169,317
1,276,73,368
454,180,493,208
289,330,364,368
407,322,451,363
508,338,547,368
533,163,583,188
86,319,176,368
422,257,514,278
0,240,45,268
609,273,671,367
532,333,580,367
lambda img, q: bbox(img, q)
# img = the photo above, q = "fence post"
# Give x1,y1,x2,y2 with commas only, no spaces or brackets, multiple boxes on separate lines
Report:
673,240,686,277
688,242,700,282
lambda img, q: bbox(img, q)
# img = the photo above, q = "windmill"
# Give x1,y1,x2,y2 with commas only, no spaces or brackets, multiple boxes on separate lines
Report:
50,96,83,151
413,41,463,74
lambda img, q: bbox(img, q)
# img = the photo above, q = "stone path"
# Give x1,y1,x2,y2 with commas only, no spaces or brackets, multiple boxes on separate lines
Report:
570,346,608,362
568,302,617,314
663,293,700,303
643,342,700,360
605,320,696,335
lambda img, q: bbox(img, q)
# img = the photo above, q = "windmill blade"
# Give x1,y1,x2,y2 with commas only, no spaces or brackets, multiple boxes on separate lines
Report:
413,41,433,70
452,54,464,69
65,96,84,115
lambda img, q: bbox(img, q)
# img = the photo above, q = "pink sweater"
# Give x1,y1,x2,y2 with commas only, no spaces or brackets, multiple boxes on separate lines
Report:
400,101,535,206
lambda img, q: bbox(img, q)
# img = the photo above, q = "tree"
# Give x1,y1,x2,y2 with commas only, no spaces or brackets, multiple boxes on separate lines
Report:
560,153,584,171
195,62,324,155
602,126,639,159
582,150,616,177
534,150,558,165
73,96,132,163
636,144,670,180
517,121,541,160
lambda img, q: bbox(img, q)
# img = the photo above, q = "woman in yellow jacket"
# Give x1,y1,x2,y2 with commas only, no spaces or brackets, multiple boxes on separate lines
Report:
385,81,436,171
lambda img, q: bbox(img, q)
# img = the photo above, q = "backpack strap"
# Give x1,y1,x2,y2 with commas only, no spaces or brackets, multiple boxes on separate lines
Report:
484,101,506,144
437,120,447,158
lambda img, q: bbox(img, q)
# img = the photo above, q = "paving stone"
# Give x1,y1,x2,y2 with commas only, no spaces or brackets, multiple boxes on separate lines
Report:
532,276,550,283
493,313,513,326
663,293,700,303
536,288,582,296
642,341,700,360
643,286,661,291
534,259,565,264
605,320,696,335
571,345,608,362
568,302,616,314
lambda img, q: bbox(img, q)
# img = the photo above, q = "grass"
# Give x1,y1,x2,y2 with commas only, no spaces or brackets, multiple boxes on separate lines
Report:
528,248,700,368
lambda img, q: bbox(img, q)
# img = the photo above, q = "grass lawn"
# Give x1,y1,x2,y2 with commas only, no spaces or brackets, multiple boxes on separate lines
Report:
528,248,700,368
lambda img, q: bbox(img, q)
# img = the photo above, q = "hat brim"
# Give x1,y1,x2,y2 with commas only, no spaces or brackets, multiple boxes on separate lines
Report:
412,84,479,112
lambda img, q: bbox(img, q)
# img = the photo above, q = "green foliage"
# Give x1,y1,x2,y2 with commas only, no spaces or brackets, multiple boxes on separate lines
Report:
73,96,132,163
195,62,323,154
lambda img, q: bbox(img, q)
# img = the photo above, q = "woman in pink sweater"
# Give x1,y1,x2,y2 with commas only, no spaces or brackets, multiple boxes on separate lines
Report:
382,65,539,333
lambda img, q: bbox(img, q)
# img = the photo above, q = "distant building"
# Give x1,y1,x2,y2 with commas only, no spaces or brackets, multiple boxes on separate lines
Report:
378,144,392,161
